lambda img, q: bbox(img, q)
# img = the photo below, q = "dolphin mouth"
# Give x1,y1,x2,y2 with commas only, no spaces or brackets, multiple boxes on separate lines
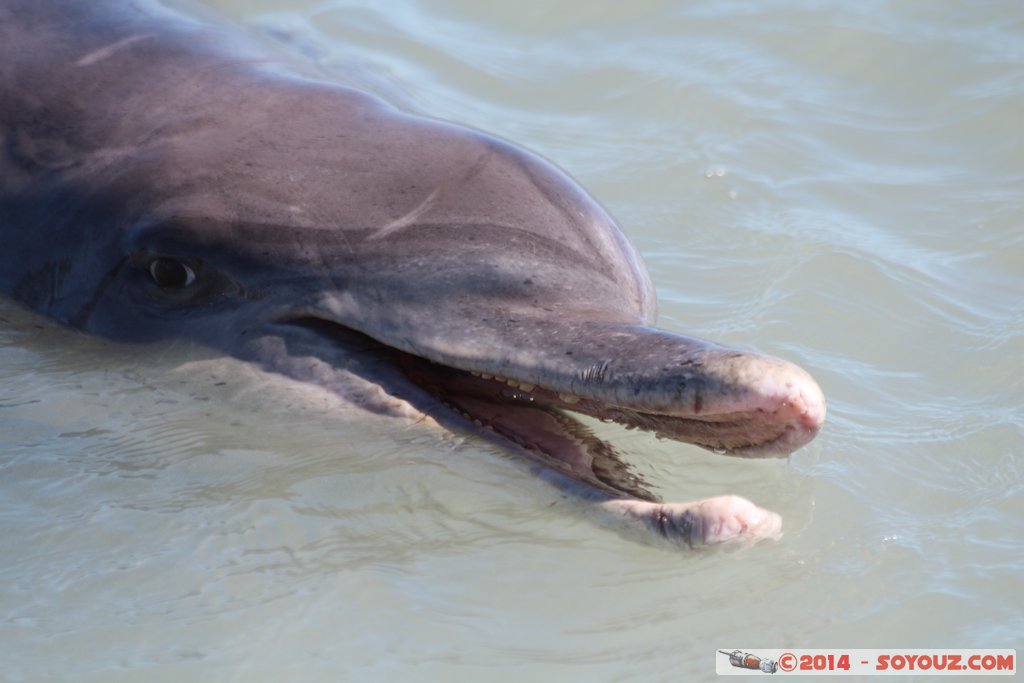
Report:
278,315,826,502
397,351,823,458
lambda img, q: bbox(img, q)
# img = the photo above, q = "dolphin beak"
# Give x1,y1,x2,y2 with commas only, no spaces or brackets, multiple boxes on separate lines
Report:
386,320,826,458
280,315,827,458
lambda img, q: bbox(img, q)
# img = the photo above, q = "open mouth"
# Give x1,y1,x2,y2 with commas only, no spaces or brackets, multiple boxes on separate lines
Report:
280,316,826,504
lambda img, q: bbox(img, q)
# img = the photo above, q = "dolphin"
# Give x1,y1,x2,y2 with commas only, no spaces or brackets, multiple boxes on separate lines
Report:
0,0,825,546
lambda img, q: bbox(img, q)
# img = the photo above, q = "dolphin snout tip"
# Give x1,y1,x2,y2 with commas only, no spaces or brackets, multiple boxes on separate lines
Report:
770,364,826,452
781,364,826,429
799,378,827,431
718,355,825,456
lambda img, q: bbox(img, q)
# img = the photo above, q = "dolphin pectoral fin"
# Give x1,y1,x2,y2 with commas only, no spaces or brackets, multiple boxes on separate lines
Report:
601,495,782,547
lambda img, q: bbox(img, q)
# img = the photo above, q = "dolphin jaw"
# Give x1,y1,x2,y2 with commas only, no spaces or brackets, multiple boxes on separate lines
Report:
277,314,826,461
400,355,826,458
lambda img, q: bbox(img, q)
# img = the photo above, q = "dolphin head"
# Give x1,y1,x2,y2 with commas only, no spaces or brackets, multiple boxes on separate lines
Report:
5,74,824,502
93,80,819,457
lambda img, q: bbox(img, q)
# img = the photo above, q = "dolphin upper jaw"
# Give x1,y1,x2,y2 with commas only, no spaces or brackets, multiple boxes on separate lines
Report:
398,334,827,458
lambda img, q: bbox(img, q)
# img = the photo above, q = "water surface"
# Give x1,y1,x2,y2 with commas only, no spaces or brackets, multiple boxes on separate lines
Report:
1,1,1021,680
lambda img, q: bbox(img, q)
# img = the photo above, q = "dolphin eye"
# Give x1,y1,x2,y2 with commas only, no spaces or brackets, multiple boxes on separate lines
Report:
148,258,196,289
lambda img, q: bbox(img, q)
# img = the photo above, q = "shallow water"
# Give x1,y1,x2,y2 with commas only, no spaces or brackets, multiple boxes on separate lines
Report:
2,1,1022,681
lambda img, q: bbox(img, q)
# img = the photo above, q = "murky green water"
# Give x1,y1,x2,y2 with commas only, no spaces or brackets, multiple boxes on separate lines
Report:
1,1,1021,680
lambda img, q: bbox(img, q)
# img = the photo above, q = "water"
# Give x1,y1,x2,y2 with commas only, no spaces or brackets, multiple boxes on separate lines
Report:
2,1,1022,680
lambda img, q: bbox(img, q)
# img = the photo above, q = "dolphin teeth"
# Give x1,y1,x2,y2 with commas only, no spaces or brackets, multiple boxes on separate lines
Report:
481,374,493,380
559,393,581,404
518,383,535,392
470,371,481,377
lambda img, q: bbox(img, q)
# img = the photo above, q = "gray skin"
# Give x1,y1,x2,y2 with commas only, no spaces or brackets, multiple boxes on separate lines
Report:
0,0,825,546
